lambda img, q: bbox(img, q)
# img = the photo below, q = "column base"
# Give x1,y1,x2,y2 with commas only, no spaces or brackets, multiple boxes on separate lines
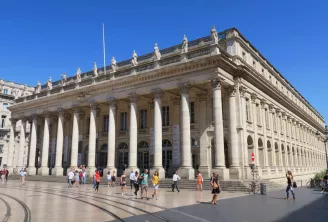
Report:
229,167,242,179
198,166,211,179
86,167,97,177
103,167,118,178
27,167,37,176
126,167,140,176
150,167,165,179
52,167,64,176
178,167,195,179
40,167,50,176
213,167,229,180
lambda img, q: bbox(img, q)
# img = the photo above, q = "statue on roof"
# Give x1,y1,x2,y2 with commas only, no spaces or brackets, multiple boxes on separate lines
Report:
76,68,81,82
47,77,52,90
131,50,138,66
154,43,161,61
111,57,117,72
93,62,98,77
61,73,67,85
211,26,219,44
181,34,188,53
35,81,41,94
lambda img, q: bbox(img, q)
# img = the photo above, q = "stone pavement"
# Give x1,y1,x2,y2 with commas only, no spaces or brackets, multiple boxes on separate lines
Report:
0,180,326,222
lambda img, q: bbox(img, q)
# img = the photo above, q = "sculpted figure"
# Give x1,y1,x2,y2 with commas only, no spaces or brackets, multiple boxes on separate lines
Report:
181,34,188,53
111,57,117,72
93,62,98,76
211,26,219,44
35,81,41,93
76,68,81,82
47,77,52,90
61,73,67,85
154,43,161,60
131,50,138,66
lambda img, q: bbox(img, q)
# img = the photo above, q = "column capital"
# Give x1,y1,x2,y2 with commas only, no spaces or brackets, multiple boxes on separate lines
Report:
268,104,275,113
260,99,267,109
89,101,98,111
107,97,117,107
209,77,224,90
178,82,190,94
9,118,18,123
152,88,164,99
128,93,138,103
72,104,81,113
239,85,247,97
171,96,181,106
57,108,65,116
228,85,237,97
251,93,257,103
196,92,208,102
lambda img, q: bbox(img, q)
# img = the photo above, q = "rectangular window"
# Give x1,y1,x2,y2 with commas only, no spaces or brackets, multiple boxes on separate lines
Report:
253,60,256,69
265,109,269,128
162,106,170,127
139,109,147,129
103,115,109,132
242,52,246,61
0,145,3,153
246,99,251,122
120,112,127,131
3,89,8,94
190,102,195,124
256,104,261,125
2,103,8,111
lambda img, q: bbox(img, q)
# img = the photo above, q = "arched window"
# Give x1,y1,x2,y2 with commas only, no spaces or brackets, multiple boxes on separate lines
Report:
258,138,263,148
118,142,128,150
162,139,172,147
247,135,254,147
138,141,149,149
267,141,271,150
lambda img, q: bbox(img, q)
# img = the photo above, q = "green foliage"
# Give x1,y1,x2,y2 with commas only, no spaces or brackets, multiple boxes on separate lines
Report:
313,170,326,181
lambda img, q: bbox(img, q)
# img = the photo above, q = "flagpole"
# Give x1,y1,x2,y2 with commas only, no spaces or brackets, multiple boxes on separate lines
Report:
102,23,106,75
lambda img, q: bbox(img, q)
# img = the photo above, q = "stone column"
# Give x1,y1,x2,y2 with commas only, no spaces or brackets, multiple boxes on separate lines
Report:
27,115,38,175
228,85,241,178
261,101,270,169
87,102,97,175
53,109,64,176
40,113,50,175
7,119,17,174
16,118,27,172
128,93,139,172
70,106,80,168
210,77,228,179
197,92,210,178
151,89,165,178
178,83,194,179
251,94,261,173
105,97,117,176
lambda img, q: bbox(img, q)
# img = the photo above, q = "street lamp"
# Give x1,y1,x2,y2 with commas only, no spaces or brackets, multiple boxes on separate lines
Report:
316,126,328,170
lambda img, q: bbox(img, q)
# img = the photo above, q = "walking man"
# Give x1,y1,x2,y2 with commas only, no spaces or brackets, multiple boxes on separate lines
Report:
68,170,74,188
129,171,135,189
140,169,149,200
172,171,181,192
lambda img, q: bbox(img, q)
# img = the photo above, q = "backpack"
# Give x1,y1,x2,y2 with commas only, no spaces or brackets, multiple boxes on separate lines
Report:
138,173,144,183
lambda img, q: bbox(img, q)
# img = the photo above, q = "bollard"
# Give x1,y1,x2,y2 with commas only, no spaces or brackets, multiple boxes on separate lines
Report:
260,183,267,195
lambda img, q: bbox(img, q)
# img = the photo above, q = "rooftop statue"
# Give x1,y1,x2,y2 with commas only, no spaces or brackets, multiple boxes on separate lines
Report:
93,62,98,77
61,73,67,85
47,77,52,90
154,43,161,60
76,68,81,82
181,34,188,53
111,57,117,72
131,50,138,66
35,81,41,94
211,26,219,44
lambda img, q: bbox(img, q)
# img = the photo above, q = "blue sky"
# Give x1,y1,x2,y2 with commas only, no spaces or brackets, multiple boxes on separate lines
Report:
0,1,327,123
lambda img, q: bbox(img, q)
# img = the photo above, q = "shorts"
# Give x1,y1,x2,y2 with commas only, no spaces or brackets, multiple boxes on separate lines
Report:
153,184,159,190
141,184,148,192
121,183,126,187
108,179,112,182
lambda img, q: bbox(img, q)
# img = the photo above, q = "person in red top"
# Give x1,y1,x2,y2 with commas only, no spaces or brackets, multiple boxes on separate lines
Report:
1,169,6,183
95,171,101,192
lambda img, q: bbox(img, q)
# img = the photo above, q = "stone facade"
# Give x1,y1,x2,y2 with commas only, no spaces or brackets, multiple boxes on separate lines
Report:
6,27,327,179
0,80,34,169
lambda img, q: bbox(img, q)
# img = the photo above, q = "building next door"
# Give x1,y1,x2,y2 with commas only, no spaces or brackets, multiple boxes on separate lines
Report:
137,141,149,172
162,139,173,178
117,142,128,176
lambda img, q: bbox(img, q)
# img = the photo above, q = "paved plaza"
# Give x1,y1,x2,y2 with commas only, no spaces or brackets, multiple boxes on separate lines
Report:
0,181,327,222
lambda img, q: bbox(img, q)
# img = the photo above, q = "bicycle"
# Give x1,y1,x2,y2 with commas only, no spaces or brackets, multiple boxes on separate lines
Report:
249,180,260,194
306,178,322,189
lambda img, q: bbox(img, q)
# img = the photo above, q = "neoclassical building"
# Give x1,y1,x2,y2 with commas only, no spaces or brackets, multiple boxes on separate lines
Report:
6,27,326,179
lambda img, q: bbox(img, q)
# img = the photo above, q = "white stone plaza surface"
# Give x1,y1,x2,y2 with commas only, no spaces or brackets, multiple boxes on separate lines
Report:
4,27,327,180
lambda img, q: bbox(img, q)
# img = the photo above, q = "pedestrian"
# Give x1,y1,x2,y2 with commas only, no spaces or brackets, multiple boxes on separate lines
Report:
68,170,74,188
82,170,86,185
129,171,135,189
152,171,159,200
211,173,220,205
121,171,127,195
1,168,6,183
172,171,180,192
95,170,100,192
133,171,140,196
140,169,149,200
321,171,328,193
19,169,25,185
92,170,97,189
5,169,9,181
112,171,116,187
285,170,295,200
79,171,83,185
107,172,112,187
74,170,80,188
197,171,203,191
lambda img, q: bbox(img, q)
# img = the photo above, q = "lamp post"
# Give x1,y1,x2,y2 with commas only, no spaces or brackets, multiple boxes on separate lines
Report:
317,126,328,170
